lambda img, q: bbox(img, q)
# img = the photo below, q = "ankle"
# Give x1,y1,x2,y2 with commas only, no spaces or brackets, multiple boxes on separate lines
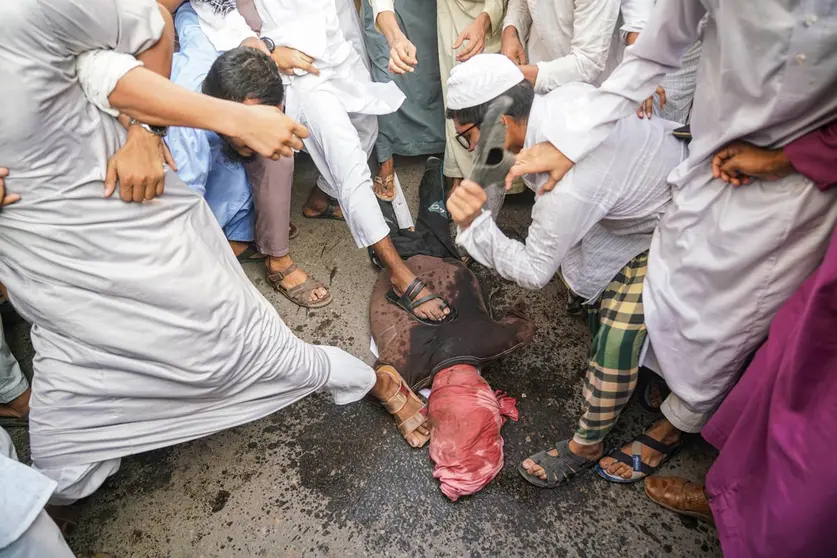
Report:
373,370,398,400
569,439,603,458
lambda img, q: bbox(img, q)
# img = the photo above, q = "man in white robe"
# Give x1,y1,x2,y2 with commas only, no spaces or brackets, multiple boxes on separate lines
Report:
504,0,837,481
446,54,688,486
190,0,456,324
0,0,375,504
500,0,621,94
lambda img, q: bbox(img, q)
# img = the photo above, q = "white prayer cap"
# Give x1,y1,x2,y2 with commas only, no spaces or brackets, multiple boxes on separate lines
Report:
446,54,525,111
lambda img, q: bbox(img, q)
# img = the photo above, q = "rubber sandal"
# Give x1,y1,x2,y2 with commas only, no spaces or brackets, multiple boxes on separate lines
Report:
518,439,597,488
303,198,344,221
289,223,299,240
385,278,457,326
373,174,396,202
267,264,333,309
595,433,683,484
236,243,265,263
377,365,429,448
0,416,28,428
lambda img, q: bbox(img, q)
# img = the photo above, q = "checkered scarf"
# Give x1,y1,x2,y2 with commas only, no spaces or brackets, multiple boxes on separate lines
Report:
193,0,237,15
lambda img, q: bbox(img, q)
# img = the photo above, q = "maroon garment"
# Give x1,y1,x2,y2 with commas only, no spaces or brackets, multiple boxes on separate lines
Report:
703,225,837,558
370,255,534,391
783,120,837,191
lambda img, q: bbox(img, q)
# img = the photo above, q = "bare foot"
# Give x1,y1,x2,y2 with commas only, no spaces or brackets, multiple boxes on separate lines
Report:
302,186,343,219
0,388,30,419
373,366,430,448
598,419,681,480
520,439,603,481
391,271,451,322
266,255,329,305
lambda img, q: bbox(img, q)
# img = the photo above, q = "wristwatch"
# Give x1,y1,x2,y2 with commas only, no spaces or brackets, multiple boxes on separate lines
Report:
260,36,276,53
129,118,167,138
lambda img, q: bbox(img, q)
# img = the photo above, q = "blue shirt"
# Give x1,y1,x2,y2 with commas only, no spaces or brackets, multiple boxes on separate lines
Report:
166,4,254,242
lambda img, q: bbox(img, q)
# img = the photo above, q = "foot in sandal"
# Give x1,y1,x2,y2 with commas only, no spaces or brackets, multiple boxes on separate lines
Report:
266,255,331,308
595,418,683,483
373,158,396,202
373,365,430,448
519,438,603,488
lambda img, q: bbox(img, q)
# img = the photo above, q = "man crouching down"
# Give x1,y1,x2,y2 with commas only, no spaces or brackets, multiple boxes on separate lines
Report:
446,54,688,488
0,0,375,507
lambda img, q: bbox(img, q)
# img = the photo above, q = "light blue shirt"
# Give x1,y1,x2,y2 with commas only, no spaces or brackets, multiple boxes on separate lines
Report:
166,4,254,242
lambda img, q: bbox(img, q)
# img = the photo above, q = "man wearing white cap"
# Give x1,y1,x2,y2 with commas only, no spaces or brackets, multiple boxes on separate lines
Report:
445,54,688,488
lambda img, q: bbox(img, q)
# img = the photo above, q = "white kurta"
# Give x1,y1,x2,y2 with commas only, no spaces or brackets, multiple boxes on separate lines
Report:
541,0,837,431
457,84,686,298
0,0,375,496
193,0,414,247
503,0,621,94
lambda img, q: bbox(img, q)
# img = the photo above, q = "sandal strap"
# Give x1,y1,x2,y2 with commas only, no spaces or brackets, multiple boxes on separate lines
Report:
397,406,428,437
286,277,325,296
379,367,410,414
267,264,299,282
634,433,678,455
408,293,444,311
403,278,425,301
526,439,596,487
609,448,655,475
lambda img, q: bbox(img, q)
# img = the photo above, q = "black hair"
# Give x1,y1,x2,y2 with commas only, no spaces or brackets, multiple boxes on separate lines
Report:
201,46,284,162
446,80,535,126
202,46,284,106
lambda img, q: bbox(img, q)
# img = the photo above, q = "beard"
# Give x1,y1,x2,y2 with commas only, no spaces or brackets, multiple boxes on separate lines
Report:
221,138,256,165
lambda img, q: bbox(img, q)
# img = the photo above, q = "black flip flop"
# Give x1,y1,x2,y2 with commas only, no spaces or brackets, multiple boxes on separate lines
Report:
595,433,682,484
303,198,344,222
236,243,265,263
518,439,598,488
385,278,457,326
0,416,28,428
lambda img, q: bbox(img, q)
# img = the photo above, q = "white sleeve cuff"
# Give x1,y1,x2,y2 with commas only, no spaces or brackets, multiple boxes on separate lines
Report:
76,50,143,117
454,210,492,249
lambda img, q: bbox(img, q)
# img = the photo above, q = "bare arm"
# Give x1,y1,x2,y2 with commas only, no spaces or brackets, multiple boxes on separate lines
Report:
109,66,307,159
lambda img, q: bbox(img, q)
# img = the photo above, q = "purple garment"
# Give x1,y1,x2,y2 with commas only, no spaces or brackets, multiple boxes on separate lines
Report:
784,120,837,191
703,225,837,558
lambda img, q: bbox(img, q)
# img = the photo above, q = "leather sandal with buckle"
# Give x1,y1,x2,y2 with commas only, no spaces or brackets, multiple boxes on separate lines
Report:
377,365,429,448
267,264,332,309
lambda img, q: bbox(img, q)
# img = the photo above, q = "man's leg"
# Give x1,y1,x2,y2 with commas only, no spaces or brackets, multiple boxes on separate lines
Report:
246,155,329,305
297,89,449,321
0,319,29,419
3,510,76,558
33,459,122,506
521,252,659,481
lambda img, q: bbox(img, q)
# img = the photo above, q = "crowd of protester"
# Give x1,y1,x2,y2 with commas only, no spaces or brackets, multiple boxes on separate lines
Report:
0,0,834,556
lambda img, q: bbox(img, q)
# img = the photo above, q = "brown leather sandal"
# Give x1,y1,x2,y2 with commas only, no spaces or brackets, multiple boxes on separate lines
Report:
373,174,396,202
377,365,429,448
267,264,332,309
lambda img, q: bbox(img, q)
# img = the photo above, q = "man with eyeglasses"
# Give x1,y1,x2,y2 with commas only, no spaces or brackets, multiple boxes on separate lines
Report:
445,54,688,488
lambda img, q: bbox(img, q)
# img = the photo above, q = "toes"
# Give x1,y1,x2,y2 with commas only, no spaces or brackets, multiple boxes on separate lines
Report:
521,458,536,472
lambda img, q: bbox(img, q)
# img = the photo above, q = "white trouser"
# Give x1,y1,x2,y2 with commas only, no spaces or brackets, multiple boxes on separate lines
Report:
298,88,413,249
642,167,837,432
2,510,75,558
0,320,27,405
32,458,122,506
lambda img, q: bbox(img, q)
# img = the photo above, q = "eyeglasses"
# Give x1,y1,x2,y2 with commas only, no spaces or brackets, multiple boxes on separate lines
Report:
455,123,479,150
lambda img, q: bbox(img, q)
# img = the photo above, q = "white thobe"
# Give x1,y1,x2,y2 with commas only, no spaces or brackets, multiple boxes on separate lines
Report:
193,0,414,248
541,0,837,431
0,0,375,503
503,0,621,94
456,84,686,298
